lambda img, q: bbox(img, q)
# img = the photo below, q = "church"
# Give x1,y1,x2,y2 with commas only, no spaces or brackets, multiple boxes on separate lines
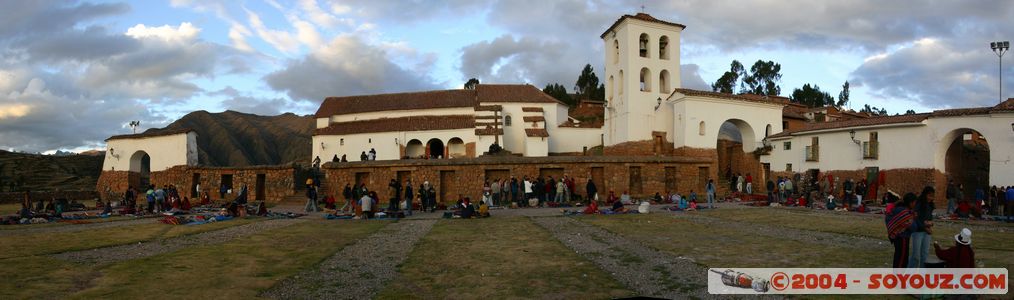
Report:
97,13,1013,206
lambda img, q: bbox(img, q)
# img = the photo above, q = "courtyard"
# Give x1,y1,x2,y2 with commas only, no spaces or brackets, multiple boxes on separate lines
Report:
3,202,1011,299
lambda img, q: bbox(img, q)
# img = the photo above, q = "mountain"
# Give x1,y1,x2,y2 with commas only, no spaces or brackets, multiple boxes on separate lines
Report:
146,110,314,167
0,150,103,192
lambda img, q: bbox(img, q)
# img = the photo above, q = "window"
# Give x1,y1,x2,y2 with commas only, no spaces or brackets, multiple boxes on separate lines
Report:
765,124,772,137
608,75,614,101
638,33,649,58
806,137,819,162
786,164,793,172
368,138,372,143
639,68,651,92
698,121,706,136
658,36,669,59
783,141,791,150
782,121,788,130
864,132,879,159
659,70,670,94
504,115,512,127
340,138,344,146
618,70,624,95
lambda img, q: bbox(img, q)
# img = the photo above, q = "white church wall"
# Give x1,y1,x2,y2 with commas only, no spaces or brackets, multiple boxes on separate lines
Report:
327,107,475,124
525,136,549,157
550,127,602,153
314,128,476,161
673,95,783,151
926,113,1014,185
103,132,197,172
316,117,329,129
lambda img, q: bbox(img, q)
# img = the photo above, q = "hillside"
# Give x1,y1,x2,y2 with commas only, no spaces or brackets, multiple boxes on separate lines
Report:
148,110,314,167
0,150,103,192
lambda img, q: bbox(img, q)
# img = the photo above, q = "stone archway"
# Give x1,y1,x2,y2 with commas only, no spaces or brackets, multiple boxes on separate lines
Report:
129,150,151,188
448,137,466,158
716,119,759,190
427,138,445,159
406,139,424,159
938,128,990,202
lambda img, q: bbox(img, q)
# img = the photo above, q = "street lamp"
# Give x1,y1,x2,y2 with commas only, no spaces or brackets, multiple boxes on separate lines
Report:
849,129,861,145
991,41,1009,103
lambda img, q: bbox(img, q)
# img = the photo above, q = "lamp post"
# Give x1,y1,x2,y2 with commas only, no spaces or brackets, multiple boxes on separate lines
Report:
849,129,860,145
991,41,1009,103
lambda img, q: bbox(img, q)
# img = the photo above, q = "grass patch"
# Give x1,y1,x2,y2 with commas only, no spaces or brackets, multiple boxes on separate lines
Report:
72,220,386,299
703,208,1014,268
0,218,261,259
377,217,632,299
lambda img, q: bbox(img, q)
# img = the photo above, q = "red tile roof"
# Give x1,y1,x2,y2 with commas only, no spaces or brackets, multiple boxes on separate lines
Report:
672,88,790,106
767,113,930,139
995,98,1014,111
476,84,562,104
600,13,686,38
314,115,475,135
475,128,503,136
106,128,195,141
522,116,545,123
525,128,549,137
521,107,544,112
315,84,560,118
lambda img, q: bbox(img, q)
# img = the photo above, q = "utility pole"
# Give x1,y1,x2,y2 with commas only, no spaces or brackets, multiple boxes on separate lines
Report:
990,41,1009,103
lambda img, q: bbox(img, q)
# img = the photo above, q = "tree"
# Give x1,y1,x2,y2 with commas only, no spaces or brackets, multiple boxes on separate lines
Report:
905,109,916,115
711,60,745,94
574,64,601,100
790,84,834,108
742,60,782,96
836,81,850,107
543,83,574,106
860,104,888,116
464,78,480,89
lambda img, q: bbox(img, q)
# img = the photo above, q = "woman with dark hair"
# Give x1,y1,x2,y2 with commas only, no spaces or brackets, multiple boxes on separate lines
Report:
909,186,935,268
886,192,917,268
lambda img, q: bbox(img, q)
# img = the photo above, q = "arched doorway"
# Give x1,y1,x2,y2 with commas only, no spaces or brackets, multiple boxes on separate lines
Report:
448,137,466,158
940,129,990,203
716,119,757,187
427,138,445,159
405,139,424,158
129,151,151,188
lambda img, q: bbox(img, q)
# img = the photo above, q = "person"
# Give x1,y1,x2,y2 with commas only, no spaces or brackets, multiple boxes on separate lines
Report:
340,154,347,162
909,186,935,268
332,154,339,163
312,156,321,168
886,193,917,268
784,177,795,203
706,178,716,209
689,190,698,204
360,151,368,161
736,173,744,194
745,173,753,194
843,178,855,209
305,186,319,212
459,197,475,218
945,179,957,215
565,175,575,202
554,179,566,203
1006,186,1014,220
933,228,974,268
369,148,377,160
620,191,632,205
388,179,401,212
583,200,600,214
359,191,374,219
234,184,248,205
22,190,32,213
342,183,353,212
404,180,413,215
200,191,211,205
154,185,166,213
491,179,501,206
19,203,33,219
425,182,436,212
606,190,618,204
478,200,490,218
219,183,228,200
180,197,192,211
324,194,336,209
523,177,533,207
146,185,155,213
586,179,598,203
653,192,664,203
611,198,626,213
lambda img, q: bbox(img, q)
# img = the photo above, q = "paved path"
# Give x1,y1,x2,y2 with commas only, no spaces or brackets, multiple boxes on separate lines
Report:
51,218,303,265
532,216,713,299
261,219,437,300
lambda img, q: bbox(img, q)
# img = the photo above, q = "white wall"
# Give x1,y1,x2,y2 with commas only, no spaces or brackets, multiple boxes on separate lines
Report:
551,127,602,153
525,136,549,157
102,132,197,171
314,128,476,161
760,112,1014,185
602,17,683,145
672,95,783,150
328,107,475,124
316,117,329,129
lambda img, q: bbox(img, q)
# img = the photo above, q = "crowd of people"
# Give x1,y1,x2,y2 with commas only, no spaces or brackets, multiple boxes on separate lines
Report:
884,187,976,269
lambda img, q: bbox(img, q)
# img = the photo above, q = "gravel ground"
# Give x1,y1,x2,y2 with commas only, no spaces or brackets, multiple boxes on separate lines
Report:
0,218,157,236
51,218,303,264
671,213,888,250
260,219,436,300
531,216,714,299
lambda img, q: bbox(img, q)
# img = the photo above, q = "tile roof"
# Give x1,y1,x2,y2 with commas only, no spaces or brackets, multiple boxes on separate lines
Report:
314,84,561,118
474,128,503,136
522,116,545,123
525,128,549,137
476,84,562,104
600,13,686,38
106,128,195,141
671,88,789,106
314,115,475,136
767,113,930,139
559,120,604,128
521,107,544,112
474,105,503,111
995,98,1014,111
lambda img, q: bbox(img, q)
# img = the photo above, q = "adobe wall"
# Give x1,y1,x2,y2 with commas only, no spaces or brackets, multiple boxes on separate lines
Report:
769,168,944,207
322,156,714,205
97,165,297,202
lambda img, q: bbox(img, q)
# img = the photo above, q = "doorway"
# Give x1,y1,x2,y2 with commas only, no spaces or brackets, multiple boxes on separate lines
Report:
256,174,266,201
191,173,200,197
591,167,604,194
629,166,642,195
664,167,677,192
440,170,455,204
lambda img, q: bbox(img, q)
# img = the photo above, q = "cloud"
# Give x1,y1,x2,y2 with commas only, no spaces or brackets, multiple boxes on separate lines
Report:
264,34,439,101
850,38,1009,108
0,1,129,39
459,34,580,87
211,86,294,116
680,64,710,90
125,22,201,44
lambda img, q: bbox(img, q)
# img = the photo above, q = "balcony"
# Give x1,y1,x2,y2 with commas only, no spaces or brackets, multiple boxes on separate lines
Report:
863,141,879,159
805,145,819,162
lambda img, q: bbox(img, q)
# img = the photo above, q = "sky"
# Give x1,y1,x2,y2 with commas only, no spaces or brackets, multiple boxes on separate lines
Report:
1,0,1012,153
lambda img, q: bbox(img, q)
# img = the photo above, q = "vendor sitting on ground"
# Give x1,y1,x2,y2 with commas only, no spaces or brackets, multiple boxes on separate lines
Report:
180,197,192,211
477,200,490,218
606,190,619,204
653,192,664,203
459,197,476,218
934,228,974,268
611,199,627,213
583,200,600,214
620,191,633,205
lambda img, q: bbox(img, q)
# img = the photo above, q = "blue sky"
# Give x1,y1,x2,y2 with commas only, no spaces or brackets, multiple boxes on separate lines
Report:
0,0,1011,153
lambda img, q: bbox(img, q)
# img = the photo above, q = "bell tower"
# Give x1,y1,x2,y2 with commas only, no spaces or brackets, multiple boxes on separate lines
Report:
601,13,685,146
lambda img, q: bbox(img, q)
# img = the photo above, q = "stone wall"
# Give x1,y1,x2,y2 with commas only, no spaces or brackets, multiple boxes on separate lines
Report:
603,140,675,156
322,155,714,205
0,190,100,204
769,168,944,207
97,165,297,202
